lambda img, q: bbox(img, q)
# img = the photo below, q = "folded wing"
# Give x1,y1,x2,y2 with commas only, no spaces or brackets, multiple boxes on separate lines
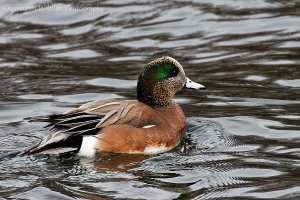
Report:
24,99,143,155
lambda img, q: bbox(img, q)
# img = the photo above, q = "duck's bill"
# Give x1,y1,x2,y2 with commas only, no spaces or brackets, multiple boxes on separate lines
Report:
185,77,206,90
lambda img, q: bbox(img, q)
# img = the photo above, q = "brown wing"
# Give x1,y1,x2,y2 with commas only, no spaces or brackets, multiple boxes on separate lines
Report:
24,99,149,155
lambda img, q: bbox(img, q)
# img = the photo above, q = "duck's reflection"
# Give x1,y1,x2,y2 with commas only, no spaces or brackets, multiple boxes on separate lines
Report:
79,152,152,172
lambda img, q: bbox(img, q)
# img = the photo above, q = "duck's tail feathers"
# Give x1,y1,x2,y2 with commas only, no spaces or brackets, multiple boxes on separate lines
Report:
26,114,64,123
22,135,83,155
26,112,87,123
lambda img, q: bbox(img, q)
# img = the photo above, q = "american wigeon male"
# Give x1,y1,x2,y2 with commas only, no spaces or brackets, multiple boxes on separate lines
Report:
24,56,205,156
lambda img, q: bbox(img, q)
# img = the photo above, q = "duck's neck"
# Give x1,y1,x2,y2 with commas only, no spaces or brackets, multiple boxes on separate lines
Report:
137,83,171,109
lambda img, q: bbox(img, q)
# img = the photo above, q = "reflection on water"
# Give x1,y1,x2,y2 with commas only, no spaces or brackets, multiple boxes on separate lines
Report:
0,0,300,199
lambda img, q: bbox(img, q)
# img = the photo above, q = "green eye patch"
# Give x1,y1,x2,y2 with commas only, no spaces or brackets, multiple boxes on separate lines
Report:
153,63,179,80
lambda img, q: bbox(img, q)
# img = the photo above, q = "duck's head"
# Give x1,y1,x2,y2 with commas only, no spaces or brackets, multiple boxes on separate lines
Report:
137,56,205,108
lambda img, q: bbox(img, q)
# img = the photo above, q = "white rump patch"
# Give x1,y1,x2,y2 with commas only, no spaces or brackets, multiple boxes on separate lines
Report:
143,145,173,154
142,124,156,129
78,136,98,157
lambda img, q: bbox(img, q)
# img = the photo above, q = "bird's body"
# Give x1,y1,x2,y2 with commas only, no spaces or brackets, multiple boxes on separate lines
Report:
24,56,205,157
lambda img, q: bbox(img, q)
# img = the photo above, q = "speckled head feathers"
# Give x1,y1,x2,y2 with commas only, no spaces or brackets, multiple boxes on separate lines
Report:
137,56,187,108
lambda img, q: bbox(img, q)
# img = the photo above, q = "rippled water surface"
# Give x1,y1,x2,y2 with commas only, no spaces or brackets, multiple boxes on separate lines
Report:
1,0,300,199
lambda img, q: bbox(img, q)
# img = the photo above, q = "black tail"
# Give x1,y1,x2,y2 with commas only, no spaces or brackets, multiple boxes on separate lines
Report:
24,112,102,155
22,136,83,155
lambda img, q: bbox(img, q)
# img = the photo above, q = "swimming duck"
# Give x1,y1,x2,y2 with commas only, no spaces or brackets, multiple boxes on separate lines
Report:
24,56,205,156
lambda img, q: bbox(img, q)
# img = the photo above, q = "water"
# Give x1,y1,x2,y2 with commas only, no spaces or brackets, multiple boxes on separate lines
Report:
1,0,300,199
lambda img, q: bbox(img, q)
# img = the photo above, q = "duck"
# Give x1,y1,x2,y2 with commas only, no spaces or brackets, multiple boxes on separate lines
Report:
24,56,205,157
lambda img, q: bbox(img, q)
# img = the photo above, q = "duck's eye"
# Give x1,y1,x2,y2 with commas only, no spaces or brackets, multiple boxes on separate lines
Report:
169,68,179,77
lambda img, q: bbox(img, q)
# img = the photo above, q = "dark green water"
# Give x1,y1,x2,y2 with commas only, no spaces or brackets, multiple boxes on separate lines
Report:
0,1,299,199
